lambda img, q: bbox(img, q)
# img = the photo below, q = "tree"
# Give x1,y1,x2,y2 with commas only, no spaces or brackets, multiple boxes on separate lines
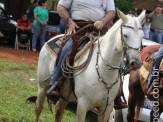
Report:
115,0,132,14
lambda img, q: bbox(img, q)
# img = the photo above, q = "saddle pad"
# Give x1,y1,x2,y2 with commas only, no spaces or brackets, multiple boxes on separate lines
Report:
139,62,150,80
141,44,162,63
46,35,65,55
45,34,92,63
139,59,163,80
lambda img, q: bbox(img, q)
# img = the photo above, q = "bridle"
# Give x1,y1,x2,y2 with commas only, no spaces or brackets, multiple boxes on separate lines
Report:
121,24,142,51
97,24,143,72
94,24,143,116
96,24,143,87
120,24,143,65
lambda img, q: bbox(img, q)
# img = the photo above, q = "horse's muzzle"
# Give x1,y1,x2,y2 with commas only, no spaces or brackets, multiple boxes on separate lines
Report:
129,59,142,70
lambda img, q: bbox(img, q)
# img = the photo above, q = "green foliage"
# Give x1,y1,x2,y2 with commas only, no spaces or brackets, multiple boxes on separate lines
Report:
115,0,132,13
0,61,97,122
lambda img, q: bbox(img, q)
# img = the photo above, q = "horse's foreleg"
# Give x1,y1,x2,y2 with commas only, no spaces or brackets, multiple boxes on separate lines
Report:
76,98,88,122
35,86,49,122
98,102,114,122
55,99,69,122
134,106,140,122
127,93,137,122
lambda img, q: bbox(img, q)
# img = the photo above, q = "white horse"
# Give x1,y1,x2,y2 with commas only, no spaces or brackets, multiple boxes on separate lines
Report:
35,9,145,122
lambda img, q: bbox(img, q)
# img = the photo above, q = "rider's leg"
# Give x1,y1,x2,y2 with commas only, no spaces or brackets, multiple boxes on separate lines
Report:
147,47,163,88
47,38,73,96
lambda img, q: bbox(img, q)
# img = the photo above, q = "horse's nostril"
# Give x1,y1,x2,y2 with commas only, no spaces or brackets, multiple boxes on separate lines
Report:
130,61,135,67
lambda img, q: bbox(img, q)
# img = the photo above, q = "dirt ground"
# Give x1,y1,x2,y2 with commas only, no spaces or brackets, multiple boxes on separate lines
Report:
0,47,39,65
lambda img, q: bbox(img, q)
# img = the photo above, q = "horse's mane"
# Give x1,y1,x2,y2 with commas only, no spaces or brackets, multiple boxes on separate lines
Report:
104,19,122,39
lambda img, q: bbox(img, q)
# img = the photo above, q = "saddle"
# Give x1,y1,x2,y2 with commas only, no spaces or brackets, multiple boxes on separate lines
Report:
139,45,163,98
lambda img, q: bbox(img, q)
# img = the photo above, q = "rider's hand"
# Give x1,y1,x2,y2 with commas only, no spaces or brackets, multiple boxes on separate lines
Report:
94,21,104,30
67,18,79,35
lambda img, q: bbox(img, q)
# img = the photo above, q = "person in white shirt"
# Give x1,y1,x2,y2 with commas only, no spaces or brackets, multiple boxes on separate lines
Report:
47,0,127,109
143,18,151,39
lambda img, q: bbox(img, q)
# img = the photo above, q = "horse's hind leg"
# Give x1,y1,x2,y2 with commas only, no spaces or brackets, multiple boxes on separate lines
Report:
55,99,69,122
35,85,49,122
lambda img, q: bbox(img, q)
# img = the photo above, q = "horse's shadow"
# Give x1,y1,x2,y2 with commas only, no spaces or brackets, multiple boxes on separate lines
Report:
66,102,98,122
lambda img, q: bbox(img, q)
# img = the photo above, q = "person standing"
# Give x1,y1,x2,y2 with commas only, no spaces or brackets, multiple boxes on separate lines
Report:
147,6,163,44
143,18,151,39
31,0,49,52
27,0,38,22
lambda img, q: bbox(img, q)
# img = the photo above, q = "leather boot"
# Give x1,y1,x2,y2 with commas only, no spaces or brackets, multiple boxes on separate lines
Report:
47,81,60,101
114,94,128,109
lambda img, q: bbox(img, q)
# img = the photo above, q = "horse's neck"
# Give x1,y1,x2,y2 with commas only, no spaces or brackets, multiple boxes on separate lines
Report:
99,21,123,68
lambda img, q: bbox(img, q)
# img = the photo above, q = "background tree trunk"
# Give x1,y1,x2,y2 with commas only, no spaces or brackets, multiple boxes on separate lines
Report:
4,0,31,20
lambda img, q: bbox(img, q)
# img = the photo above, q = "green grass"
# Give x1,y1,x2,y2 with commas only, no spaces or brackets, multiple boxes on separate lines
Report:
0,61,97,122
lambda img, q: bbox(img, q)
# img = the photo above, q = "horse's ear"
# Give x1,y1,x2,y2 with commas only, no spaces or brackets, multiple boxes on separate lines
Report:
116,8,127,21
137,10,146,23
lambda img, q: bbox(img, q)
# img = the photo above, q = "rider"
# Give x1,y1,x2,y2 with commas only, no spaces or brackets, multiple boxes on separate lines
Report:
47,0,127,109
147,46,163,88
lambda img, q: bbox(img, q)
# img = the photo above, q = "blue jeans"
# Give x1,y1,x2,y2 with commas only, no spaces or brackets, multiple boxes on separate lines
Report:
49,38,73,86
149,30,163,44
147,46,163,88
59,18,66,34
32,24,47,49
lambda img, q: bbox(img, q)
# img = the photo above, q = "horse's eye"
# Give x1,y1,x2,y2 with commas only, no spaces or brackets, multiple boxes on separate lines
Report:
124,34,128,38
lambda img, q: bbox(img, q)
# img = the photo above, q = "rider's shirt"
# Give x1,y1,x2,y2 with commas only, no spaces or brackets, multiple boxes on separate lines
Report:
59,0,115,22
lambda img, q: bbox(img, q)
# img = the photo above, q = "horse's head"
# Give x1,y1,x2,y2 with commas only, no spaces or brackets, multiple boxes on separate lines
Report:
116,8,145,70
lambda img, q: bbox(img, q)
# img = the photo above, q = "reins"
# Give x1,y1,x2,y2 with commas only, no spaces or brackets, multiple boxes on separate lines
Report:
61,24,97,78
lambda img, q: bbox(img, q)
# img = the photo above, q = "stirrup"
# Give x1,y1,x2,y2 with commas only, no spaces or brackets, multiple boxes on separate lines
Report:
47,82,58,95
47,90,60,102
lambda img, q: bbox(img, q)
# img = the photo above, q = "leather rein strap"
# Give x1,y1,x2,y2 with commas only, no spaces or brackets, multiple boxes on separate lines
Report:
121,24,142,51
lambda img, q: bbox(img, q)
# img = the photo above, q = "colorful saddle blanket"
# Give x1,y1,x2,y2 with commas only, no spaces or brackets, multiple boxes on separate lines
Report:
139,45,163,96
140,44,163,80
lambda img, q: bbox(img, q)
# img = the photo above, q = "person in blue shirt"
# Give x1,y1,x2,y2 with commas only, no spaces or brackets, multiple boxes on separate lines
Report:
27,0,38,22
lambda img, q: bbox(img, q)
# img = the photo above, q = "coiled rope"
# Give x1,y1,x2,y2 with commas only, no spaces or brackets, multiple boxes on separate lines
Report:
61,27,98,78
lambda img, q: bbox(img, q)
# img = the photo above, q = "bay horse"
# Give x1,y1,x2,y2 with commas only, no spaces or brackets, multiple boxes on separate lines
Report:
127,45,163,122
35,9,145,122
